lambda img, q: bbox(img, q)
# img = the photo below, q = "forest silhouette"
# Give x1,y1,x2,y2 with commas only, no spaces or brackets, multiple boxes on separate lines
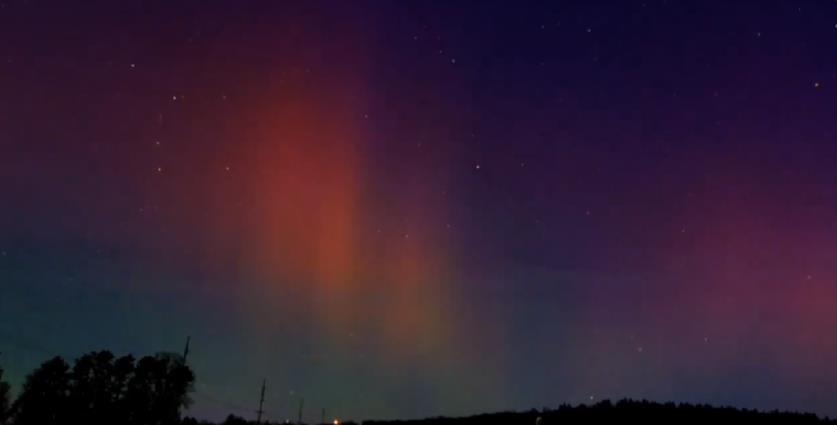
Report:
0,350,193,425
0,350,834,425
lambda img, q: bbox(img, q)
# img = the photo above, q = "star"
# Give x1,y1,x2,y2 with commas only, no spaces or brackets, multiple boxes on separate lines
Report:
814,82,821,88
450,58,456,64
156,166,163,173
474,164,481,170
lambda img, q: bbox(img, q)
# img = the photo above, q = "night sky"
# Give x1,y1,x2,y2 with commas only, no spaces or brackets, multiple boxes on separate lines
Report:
2,0,837,421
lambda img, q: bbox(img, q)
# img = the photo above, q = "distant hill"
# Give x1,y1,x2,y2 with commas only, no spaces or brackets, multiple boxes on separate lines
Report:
361,400,834,425
189,399,836,425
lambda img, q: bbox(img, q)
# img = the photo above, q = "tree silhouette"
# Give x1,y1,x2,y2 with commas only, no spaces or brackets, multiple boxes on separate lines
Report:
125,353,195,425
68,350,134,425
0,363,11,425
11,356,70,425
8,350,194,425
112,354,137,416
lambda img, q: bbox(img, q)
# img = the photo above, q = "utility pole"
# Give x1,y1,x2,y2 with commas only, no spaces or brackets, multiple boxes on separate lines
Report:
182,336,191,364
256,379,266,424
297,397,305,425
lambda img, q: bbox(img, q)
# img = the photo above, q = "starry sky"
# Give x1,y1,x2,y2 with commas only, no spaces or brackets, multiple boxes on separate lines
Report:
2,0,837,422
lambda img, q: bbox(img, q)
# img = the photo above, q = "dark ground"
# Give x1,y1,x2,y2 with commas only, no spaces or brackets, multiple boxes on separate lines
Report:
192,399,835,425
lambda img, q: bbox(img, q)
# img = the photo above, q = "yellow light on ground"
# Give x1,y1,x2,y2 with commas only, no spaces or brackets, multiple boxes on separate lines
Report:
333,420,340,425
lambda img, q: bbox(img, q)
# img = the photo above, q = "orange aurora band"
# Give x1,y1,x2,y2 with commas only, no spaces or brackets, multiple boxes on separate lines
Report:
222,67,460,360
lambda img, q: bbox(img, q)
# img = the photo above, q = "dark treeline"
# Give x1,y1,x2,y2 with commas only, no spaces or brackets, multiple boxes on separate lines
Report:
0,350,193,425
180,417,361,425
363,400,836,425
2,352,836,425
182,400,837,425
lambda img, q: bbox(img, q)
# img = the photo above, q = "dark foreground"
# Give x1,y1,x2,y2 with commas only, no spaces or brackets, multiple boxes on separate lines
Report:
202,399,835,425
3,351,832,425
